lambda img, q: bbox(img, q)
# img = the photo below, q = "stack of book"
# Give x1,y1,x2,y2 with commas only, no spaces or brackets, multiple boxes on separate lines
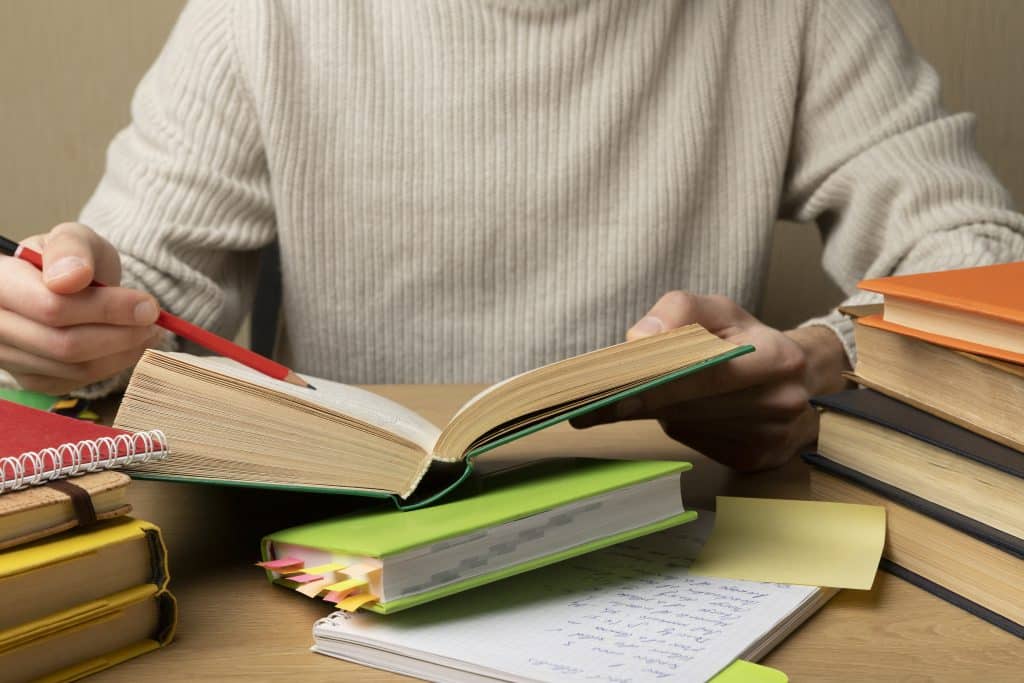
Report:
804,262,1024,637
0,398,177,681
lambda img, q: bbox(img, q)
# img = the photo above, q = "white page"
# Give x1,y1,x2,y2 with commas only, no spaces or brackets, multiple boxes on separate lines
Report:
313,515,820,683
170,353,442,452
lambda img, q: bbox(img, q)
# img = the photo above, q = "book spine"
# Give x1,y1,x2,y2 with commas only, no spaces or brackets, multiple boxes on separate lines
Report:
0,431,169,493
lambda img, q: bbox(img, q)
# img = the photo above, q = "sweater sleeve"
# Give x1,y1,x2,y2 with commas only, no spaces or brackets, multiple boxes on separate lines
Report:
79,0,275,342
780,0,1024,365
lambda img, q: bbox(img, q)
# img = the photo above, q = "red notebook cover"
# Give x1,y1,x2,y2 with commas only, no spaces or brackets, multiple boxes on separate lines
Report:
0,400,168,493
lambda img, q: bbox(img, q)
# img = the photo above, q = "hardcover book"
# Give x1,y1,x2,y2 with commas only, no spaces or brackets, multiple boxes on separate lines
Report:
116,324,750,508
851,320,1024,453
811,388,1022,539
859,261,1024,363
260,459,695,613
806,457,1022,636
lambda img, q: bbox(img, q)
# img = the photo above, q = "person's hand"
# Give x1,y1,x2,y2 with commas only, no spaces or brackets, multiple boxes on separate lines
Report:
572,291,851,471
0,223,162,395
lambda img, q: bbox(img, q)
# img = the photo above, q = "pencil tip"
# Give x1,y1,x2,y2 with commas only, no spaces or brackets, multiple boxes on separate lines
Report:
283,370,316,390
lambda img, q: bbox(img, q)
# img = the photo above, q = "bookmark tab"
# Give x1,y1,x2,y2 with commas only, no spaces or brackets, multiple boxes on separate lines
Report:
322,591,342,603
338,593,378,612
302,562,348,575
323,578,368,594
256,557,304,571
284,573,325,584
296,578,329,598
338,562,378,576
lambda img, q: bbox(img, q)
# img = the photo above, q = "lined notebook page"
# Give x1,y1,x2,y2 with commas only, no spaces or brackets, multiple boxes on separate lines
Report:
313,515,821,682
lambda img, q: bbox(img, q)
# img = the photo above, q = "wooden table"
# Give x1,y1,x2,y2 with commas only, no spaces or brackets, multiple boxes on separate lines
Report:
93,386,1022,681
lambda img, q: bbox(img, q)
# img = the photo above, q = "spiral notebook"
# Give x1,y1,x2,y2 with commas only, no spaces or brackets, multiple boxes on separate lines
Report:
0,399,168,494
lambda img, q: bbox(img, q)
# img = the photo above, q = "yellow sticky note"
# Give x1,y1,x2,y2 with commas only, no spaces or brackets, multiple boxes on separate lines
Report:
302,563,347,575
689,496,885,590
338,593,378,612
323,578,368,594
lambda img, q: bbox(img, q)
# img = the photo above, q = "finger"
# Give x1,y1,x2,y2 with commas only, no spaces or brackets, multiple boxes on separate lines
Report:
0,310,160,363
39,222,123,294
5,341,155,393
627,291,756,340
20,234,46,251
0,258,159,328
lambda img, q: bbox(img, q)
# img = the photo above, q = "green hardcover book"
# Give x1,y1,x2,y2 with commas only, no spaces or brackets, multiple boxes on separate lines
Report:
115,324,751,509
260,459,696,613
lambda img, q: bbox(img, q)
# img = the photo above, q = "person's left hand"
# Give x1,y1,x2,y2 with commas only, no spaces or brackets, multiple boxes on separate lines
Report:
571,291,851,471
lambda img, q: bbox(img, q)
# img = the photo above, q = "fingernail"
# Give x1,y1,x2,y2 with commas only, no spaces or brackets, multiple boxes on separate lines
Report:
44,256,86,283
630,316,665,337
134,300,158,324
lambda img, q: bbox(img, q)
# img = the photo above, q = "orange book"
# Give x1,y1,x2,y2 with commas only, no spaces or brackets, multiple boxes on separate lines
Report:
858,262,1024,365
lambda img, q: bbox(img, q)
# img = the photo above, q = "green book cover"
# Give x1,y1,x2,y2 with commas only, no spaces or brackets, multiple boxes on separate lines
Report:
262,459,697,612
264,459,689,556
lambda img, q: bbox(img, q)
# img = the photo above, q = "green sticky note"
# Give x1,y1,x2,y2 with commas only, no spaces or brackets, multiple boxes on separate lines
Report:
0,388,57,411
710,660,788,683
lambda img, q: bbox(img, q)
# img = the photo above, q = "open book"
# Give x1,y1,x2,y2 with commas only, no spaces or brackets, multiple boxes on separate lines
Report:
115,324,750,508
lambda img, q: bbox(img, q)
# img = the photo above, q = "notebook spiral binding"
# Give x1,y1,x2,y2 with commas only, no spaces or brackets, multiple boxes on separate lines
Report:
0,430,168,493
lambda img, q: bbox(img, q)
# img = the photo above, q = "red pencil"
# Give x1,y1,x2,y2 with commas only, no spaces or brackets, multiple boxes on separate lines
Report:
1,236,314,390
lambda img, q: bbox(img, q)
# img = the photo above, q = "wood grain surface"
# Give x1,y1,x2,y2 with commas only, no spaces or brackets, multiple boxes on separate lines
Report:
91,385,1022,681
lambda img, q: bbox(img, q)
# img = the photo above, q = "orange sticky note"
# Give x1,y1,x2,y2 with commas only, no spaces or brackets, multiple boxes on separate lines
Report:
338,593,378,612
296,578,329,598
340,563,380,579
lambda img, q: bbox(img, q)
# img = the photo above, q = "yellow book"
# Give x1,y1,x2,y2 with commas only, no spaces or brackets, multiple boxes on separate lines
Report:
0,518,169,634
0,583,176,683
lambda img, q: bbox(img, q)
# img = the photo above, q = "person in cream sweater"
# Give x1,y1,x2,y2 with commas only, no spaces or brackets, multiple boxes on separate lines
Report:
2,0,1022,470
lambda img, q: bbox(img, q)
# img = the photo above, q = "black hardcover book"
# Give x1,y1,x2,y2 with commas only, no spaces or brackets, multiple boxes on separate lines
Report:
802,453,1022,557
879,560,1024,639
810,388,1022,478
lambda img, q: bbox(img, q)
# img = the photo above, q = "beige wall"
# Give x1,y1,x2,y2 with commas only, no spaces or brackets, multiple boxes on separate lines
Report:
0,0,185,239
2,1,1022,329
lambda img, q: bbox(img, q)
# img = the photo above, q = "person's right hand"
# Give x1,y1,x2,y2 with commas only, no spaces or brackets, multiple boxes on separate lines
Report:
0,223,162,395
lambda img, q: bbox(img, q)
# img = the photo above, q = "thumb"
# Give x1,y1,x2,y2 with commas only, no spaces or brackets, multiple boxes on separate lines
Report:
40,223,122,294
627,290,701,341
627,291,753,340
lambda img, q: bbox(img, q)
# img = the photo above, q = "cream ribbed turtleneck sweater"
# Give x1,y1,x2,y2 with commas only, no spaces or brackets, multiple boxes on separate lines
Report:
75,0,1024,385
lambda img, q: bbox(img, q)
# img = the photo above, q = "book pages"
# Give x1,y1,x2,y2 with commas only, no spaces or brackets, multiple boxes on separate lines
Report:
174,353,443,453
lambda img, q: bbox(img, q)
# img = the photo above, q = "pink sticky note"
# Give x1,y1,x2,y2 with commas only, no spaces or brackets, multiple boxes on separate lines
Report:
285,573,324,584
322,591,342,603
256,557,304,570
